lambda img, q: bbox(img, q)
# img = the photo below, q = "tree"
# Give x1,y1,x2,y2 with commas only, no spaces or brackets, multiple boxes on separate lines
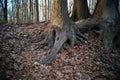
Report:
91,0,120,53
38,0,85,64
75,0,120,53
28,0,32,22
71,0,90,21
98,0,120,53
36,0,39,22
15,0,20,24
47,0,51,20
0,0,7,22
93,0,104,18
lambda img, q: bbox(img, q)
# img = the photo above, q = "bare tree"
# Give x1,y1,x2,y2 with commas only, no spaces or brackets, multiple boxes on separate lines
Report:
36,0,39,22
37,0,85,64
0,0,7,22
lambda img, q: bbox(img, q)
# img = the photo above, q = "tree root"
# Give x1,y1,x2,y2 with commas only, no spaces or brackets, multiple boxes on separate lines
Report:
75,18,119,53
38,23,86,64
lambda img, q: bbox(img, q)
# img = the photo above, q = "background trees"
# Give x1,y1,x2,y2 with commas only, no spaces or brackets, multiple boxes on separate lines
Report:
0,0,52,23
0,0,111,23
0,0,7,22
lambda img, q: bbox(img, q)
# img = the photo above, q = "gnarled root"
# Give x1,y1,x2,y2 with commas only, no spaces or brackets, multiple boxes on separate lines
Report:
38,23,86,64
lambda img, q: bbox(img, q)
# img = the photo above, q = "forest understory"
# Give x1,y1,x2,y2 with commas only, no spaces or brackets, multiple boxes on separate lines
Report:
0,22,120,80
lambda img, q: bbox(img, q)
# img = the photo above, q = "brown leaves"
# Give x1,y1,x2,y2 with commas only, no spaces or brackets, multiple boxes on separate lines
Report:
0,23,120,80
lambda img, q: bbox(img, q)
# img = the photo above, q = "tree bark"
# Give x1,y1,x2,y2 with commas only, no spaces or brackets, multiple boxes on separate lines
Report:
4,0,7,23
77,0,120,53
71,0,90,21
89,0,119,53
37,0,85,64
29,0,32,22
36,0,39,22
0,0,7,23
99,0,120,53
93,0,104,18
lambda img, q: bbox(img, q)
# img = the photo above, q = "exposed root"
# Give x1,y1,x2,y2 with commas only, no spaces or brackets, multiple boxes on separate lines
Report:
42,32,67,64
38,23,86,64
75,18,119,53
35,28,55,49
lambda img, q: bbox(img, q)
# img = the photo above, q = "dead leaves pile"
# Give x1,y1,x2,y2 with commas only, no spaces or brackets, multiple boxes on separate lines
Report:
0,23,120,80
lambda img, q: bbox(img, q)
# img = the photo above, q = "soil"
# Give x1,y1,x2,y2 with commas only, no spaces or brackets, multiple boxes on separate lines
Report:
0,22,120,80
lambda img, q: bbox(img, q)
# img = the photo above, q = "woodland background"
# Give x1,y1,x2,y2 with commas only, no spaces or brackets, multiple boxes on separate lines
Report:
1,0,119,23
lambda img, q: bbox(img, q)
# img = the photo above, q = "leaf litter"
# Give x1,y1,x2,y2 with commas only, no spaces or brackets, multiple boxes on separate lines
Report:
0,22,120,80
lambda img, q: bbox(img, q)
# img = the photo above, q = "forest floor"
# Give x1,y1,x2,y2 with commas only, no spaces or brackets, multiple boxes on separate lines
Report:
0,22,120,80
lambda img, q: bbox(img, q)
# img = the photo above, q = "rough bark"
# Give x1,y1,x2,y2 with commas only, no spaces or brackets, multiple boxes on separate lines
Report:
93,0,104,18
37,0,85,64
29,0,32,23
71,0,90,21
89,0,120,53
16,0,20,24
77,0,120,53
36,0,39,22
76,18,100,33
4,0,7,22
99,0,120,53
0,0,7,23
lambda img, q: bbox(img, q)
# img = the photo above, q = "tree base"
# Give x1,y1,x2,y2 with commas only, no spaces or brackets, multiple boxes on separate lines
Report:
100,19,119,53
76,18,120,53
38,23,85,64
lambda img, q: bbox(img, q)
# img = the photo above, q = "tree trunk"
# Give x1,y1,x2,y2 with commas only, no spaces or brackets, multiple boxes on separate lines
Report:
44,0,47,21
36,0,39,22
29,0,32,22
99,0,119,53
71,0,90,21
4,0,7,23
93,0,104,18
0,0,7,23
16,0,20,24
12,0,15,23
31,0,33,22
47,0,50,20
37,0,85,64
91,0,120,53
76,0,120,53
